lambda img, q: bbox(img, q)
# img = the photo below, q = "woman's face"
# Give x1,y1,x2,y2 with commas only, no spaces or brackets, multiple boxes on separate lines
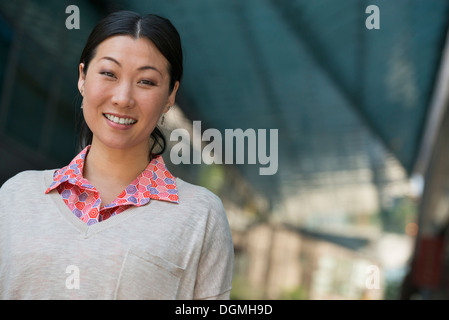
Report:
78,35,179,154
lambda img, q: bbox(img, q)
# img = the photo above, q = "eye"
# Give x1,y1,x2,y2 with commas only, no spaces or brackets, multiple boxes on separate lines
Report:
139,79,156,86
100,71,116,78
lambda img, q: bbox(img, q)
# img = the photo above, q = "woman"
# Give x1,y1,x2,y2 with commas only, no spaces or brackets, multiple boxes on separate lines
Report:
0,11,234,300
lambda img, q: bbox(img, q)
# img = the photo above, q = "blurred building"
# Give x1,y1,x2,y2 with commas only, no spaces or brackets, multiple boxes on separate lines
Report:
401,29,449,299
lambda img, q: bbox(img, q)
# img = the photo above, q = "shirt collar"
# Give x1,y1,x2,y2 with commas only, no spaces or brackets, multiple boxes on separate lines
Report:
45,145,179,205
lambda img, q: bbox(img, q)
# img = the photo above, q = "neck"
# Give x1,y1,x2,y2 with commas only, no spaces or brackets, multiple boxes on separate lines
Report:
83,138,151,187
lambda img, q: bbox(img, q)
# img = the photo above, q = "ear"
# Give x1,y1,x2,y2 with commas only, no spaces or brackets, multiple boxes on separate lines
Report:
78,63,86,95
165,81,180,113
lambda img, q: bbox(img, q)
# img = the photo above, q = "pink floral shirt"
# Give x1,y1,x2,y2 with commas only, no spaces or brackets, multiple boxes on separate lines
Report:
45,146,178,225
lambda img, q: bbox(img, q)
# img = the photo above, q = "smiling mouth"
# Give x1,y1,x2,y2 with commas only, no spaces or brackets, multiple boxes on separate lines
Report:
103,113,137,125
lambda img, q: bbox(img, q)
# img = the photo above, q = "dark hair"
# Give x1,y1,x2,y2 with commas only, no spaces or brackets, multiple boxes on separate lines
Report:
78,11,183,157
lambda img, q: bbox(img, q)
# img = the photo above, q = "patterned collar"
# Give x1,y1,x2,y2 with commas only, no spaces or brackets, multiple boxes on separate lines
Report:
45,145,179,206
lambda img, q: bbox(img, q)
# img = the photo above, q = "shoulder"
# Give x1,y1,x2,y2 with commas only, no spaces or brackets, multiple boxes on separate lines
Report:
0,169,55,194
0,170,56,221
175,177,232,238
175,177,225,213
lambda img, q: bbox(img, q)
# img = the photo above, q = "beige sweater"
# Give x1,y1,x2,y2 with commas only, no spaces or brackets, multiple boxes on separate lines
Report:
0,170,234,300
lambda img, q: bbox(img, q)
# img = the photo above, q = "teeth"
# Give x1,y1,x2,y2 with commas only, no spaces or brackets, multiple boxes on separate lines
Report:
104,114,137,125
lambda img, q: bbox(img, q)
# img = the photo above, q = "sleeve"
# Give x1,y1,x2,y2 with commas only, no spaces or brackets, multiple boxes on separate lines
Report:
193,196,234,300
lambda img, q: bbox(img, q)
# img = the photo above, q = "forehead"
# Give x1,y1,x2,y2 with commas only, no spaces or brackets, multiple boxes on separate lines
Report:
93,35,169,72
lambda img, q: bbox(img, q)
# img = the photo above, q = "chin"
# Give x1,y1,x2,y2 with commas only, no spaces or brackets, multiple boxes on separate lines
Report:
96,135,149,152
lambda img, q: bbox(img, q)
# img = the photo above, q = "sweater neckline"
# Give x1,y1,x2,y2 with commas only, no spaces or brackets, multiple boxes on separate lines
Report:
43,170,144,238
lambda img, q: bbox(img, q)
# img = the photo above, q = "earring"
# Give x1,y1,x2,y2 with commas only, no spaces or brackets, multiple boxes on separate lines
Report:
161,115,165,125
80,87,84,109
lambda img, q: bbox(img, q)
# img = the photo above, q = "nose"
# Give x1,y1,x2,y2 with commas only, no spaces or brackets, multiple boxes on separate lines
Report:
111,82,135,108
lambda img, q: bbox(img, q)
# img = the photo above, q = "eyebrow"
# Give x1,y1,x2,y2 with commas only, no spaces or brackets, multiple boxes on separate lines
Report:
100,56,163,76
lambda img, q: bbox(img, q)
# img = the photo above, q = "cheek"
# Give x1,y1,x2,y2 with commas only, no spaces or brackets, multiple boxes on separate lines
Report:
82,91,114,130
84,82,110,106
82,88,108,129
137,92,168,116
